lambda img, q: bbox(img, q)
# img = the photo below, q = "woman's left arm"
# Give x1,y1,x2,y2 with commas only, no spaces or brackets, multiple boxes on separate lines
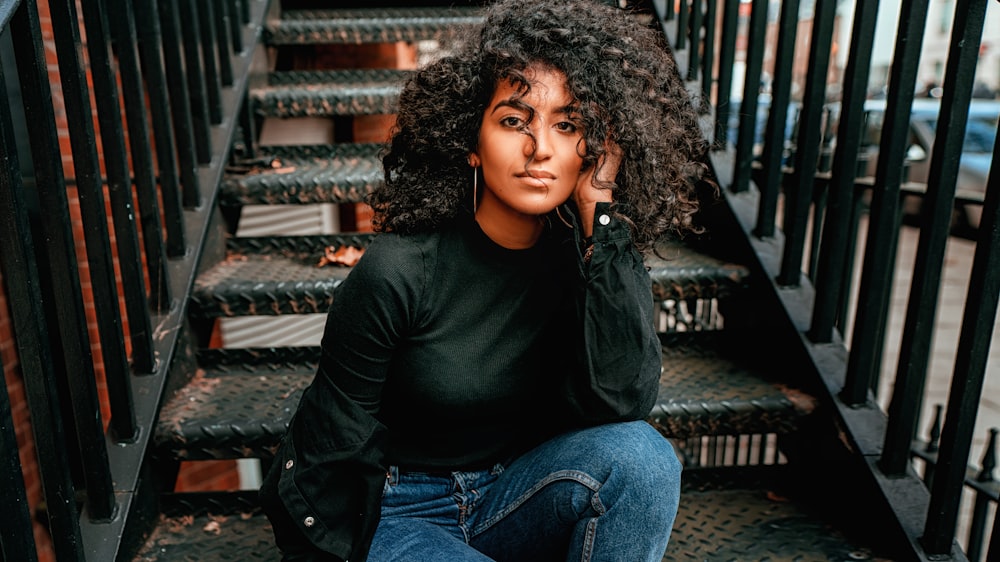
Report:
562,145,661,424
562,203,662,424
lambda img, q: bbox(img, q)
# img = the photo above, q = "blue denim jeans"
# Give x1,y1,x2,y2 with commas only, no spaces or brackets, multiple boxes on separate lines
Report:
368,420,682,562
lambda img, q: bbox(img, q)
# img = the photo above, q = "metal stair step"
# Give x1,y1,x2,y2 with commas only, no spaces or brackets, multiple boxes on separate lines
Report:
264,7,483,46
222,144,384,206
190,235,749,319
152,333,807,462
131,466,887,561
650,332,816,439
153,348,319,461
250,69,410,118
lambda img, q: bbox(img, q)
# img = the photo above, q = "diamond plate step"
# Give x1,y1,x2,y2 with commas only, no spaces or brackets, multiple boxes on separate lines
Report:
250,69,410,118
154,348,319,461
222,144,384,206
190,235,749,319
131,467,889,561
650,333,816,439
264,7,483,46
153,333,809,462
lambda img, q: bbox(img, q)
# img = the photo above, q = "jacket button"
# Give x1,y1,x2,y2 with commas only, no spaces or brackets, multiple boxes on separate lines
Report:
285,459,294,470
303,516,315,527
598,214,611,225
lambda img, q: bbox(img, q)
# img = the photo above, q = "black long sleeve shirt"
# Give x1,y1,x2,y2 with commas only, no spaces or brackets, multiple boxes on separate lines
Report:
259,203,662,561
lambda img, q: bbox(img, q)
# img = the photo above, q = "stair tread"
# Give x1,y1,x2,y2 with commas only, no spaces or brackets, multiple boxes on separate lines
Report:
250,69,409,117
153,335,808,461
132,468,884,561
265,7,483,45
222,144,384,206
190,237,749,318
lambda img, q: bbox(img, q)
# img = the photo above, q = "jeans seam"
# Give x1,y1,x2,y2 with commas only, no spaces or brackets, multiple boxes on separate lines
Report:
470,469,602,537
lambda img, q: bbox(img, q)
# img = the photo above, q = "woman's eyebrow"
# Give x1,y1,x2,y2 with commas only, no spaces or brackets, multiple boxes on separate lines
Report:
490,98,530,115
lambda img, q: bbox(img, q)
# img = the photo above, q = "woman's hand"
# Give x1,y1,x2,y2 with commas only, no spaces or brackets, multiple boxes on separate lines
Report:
573,141,621,237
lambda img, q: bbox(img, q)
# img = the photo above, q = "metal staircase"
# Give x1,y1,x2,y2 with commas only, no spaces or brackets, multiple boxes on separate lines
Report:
131,3,888,560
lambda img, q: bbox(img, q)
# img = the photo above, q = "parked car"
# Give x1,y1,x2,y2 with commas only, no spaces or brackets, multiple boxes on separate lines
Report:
855,98,1000,233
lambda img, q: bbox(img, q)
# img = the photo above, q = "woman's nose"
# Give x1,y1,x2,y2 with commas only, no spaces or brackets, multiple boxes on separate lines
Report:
526,126,554,160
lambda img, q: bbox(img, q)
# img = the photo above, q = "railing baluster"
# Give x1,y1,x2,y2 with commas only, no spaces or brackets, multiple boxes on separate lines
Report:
686,0,701,82
755,0,800,239
227,0,243,52
106,0,170,314
807,0,880,343
134,0,186,257
675,0,688,50
157,0,203,206
214,0,234,87
731,0,766,193
0,357,38,561
174,0,213,163
699,0,715,110
195,0,223,124
238,88,257,159
78,0,155,377
0,49,85,562
776,0,837,286
882,0,988,480
49,0,138,440
10,0,117,520
922,49,1000,555
239,0,249,24
713,0,739,149
967,429,997,562
841,0,929,406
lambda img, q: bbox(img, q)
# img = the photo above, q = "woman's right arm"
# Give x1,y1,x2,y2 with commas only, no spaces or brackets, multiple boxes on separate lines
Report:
259,235,427,561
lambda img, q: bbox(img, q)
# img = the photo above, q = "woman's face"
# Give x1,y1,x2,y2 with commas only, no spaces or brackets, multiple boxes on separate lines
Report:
471,65,584,226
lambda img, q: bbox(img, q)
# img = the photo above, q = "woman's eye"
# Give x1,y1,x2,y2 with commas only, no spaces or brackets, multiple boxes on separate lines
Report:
500,116,523,128
556,121,579,133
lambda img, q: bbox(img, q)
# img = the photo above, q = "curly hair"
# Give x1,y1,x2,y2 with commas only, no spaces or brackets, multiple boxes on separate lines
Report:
370,0,709,250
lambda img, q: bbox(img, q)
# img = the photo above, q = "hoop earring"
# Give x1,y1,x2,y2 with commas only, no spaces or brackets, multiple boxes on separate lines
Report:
555,205,573,229
472,167,478,214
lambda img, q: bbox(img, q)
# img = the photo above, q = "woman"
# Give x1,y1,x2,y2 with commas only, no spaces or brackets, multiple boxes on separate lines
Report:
260,0,708,560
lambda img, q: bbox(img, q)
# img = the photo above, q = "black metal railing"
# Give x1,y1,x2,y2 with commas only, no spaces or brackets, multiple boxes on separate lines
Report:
0,0,266,559
915,407,999,561
655,0,999,559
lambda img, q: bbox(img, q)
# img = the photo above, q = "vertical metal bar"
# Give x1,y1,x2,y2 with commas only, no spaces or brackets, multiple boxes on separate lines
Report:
663,0,675,21
49,0,138,440
755,0,800,239
922,70,1000,559
988,511,1000,562
686,0,702,82
106,0,170,314
841,0,930,406
808,0,880,343
227,0,243,52
731,0,767,193
700,0,716,107
214,0,234,87
10,0,116,521
240,0,249,24
78,0,155,377
776,0,837,286
966,429,997,562
239,88,257,159
882,0,988,478
157,0,203,205
713,0,739,149
0,53,85,562
676,0,688,50
134,0,185,257
0,359,38,562
195,0,223,124
172,0,212,163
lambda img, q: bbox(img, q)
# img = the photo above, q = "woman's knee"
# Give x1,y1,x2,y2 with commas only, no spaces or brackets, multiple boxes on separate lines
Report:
587,422,682,506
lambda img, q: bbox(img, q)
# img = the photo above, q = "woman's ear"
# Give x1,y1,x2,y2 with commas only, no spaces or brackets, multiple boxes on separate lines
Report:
468,153,480,168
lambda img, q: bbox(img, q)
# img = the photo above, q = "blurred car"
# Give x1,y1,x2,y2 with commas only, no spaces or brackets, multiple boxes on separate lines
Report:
856,98,1000,233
